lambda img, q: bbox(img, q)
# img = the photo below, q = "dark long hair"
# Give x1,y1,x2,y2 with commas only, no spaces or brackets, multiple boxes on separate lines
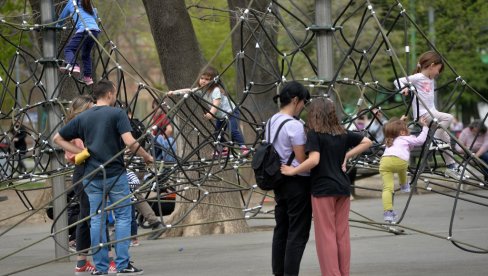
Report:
79,0,94,15
273,81,310,108
307,98,345,135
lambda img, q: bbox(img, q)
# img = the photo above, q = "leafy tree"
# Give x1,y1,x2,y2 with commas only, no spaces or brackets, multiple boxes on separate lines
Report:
414,0,488,122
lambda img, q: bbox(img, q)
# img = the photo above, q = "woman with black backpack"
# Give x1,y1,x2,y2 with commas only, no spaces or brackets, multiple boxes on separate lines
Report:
267,81,311,276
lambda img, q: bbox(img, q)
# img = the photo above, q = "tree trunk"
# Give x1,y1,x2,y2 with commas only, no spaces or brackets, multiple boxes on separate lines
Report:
142,0,248,236
228,0,280,122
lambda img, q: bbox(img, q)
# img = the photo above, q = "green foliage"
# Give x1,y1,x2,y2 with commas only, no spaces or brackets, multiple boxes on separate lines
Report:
186,0,236,95
414,0,488,118
0,0,32,114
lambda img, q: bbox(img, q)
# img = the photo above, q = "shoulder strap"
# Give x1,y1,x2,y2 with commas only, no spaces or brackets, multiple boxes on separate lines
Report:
286,152,295,166
267,118,293,144
266,117,296,165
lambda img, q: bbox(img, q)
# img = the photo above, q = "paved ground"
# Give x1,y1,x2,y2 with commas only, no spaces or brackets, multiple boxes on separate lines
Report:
1,187,488,276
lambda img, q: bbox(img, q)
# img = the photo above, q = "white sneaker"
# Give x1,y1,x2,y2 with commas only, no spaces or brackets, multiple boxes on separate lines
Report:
429,141,451,150
445,168,463,180
59,64,81,76
400,183,411,193
383,210,397,223
456,165,471,179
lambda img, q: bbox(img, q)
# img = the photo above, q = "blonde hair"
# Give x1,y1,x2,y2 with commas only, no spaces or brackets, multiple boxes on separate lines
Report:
307,98,346,135
66,95,94,123
383,118,409,147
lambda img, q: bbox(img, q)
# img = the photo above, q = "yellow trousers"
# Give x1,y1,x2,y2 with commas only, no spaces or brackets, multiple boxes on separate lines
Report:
379,156,408,211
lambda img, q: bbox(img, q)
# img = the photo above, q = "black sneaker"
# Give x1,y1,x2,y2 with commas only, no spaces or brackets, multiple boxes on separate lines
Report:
117,262,143,275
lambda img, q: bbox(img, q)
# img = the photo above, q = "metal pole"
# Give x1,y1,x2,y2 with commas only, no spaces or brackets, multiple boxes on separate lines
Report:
428,4,437,107
316,0,334,93
428,5,435,46
15,53,21,107
409,0,417,73
40,0,69,260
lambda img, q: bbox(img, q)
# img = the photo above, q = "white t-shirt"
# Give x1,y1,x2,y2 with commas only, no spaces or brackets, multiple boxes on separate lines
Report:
265,113,308,175
393,73,436,118
201,87,234,119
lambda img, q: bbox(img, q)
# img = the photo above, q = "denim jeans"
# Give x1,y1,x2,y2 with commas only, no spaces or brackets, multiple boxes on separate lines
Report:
131,202,137,236
215,109,245,146
155,136,176,162
84,173,131,272
64,30,100,77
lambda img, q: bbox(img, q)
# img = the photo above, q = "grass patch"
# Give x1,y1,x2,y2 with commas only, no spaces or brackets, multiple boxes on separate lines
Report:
1,181,47,191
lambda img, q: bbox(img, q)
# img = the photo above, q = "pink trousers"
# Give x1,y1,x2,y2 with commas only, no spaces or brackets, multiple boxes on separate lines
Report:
312,195,350,276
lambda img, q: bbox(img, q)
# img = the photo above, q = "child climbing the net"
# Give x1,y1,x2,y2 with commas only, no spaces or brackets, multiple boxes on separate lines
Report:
57,0,100,85
393,50,461,179
168,66,249,158
380,116,428,223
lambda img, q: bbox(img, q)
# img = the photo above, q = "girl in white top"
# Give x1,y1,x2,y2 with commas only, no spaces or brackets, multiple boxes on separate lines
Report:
168,66,249,157
393,51,460,179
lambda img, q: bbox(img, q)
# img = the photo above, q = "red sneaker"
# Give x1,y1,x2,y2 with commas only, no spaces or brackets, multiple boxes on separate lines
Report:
108,261,117,274
212,147,229,159
74,260,96,275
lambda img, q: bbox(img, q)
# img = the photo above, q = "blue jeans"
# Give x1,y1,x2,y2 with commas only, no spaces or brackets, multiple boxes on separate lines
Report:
64,30,99,77
155,136,176,162
131,202,137,236
84,174,131,272
215,109,245,146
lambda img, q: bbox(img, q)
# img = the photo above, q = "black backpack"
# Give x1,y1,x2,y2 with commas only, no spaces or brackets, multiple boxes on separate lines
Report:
252,118,295,191
130,118,147,148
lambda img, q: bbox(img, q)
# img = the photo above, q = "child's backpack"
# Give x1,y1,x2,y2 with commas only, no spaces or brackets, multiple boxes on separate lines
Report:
252,118,295,191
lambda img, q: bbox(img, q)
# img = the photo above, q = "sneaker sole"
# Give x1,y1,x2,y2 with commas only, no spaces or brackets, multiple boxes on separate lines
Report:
59,68,81,76
445,170,463,180
429,142,451,150
116,271,143,276
75,271,97,275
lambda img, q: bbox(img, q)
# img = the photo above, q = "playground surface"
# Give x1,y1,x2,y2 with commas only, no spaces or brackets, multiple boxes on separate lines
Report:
1,185,487,276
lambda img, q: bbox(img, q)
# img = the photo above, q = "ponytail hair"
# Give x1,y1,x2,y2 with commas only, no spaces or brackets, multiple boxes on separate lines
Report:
273,81,310,108
415,50,444,74
383,118,408,147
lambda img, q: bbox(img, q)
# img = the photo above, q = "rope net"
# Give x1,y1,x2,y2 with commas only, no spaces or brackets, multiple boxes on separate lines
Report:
0,0,487,273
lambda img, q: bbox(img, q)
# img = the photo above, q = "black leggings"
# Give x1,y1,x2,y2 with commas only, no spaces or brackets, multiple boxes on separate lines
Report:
73,165,91,252
272,175,312,276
